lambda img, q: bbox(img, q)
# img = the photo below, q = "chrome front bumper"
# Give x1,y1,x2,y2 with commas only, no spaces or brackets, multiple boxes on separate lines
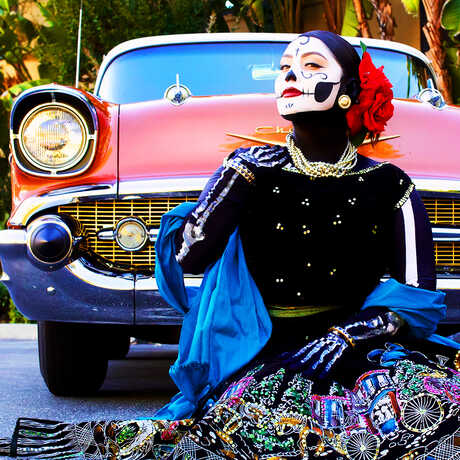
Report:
0,229,200,325
0,228,459,324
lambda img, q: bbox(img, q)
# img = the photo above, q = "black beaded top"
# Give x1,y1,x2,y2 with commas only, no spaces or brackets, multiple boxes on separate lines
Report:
239,147,413,310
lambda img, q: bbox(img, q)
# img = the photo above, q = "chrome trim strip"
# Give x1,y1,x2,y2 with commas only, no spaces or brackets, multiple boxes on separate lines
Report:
135,276,202,291
433,227,460,234
148,228,159,242
413,178,460,193
65,259,134,290
437,278,460,290
119,177,208,196
9,183,116,227
433,227,460,241
97,228,115,240
0,229,26,245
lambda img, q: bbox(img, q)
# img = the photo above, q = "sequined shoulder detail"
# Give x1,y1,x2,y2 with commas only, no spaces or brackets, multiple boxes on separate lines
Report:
345,161,388,176
232,144,289,169
395,183,415,209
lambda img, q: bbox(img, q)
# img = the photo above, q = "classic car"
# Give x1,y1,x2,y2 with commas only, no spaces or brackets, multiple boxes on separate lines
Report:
0,33,459,396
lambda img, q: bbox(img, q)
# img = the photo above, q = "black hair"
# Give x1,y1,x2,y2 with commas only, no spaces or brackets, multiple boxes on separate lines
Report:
299,30,361,104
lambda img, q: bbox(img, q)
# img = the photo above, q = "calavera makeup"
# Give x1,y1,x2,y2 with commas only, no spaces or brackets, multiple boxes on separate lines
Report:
275,36,343,116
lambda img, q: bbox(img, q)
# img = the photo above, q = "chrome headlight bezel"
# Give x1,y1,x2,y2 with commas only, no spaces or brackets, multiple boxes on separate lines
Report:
10,86,99,179
17,102,91,173
115,217,149,252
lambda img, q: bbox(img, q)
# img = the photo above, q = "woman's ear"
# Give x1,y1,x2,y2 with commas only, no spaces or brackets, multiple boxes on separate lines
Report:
335,77,360,109
346,77,361,105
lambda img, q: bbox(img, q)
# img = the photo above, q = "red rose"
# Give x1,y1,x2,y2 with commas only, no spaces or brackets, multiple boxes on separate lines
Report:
363,87,394,133
345,103,364,136
345,51,394,139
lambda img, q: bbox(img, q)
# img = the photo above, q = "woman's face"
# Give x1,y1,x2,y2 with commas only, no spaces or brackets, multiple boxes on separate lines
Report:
275,36,343,116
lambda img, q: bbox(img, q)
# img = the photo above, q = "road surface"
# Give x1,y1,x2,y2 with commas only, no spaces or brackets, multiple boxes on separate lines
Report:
0,339,179,457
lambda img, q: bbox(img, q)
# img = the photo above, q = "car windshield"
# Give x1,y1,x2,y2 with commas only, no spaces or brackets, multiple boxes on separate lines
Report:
97,42,434,104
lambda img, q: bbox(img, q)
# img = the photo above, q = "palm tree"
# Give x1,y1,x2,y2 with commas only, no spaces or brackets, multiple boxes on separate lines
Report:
420,0,453,103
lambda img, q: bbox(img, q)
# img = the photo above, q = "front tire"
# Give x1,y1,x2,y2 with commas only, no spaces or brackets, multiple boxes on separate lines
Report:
38,321,109,396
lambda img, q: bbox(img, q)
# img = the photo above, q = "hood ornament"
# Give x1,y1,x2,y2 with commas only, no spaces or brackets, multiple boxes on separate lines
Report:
164,73,192,106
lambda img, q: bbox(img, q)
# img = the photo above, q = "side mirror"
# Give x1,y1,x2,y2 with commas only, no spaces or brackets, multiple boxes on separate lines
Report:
417,87,446,109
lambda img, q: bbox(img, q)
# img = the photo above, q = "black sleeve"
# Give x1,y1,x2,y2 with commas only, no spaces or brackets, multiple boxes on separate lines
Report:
174,162,254,274
174,145,288,274
389,187,436,291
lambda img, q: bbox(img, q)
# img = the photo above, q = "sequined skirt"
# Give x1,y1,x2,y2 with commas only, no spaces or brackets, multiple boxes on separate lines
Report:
170,343,460,460
1,340,459,460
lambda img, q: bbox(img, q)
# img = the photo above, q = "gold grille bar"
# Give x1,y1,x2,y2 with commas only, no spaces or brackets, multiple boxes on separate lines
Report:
434,242,460,267
422,197,460,225
58,196,197,271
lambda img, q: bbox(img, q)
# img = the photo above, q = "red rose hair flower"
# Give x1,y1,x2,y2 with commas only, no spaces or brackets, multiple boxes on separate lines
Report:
346,47,394,143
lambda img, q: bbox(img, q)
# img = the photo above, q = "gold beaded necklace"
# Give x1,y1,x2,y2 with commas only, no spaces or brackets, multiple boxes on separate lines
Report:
286,132,357,178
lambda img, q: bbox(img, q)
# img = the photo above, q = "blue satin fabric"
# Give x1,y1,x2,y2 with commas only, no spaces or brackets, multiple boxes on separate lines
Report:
362,278,460,349
152,202,272,420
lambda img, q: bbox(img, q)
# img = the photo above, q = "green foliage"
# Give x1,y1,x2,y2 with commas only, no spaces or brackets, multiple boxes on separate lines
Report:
0,284,9,322
0,0,38,81
7,297,31,323
445,46,460,104
34,0,229,89
400,0,419,17
239,0,271,31
1,79,50,112
341,0,374,37
442,0,460,42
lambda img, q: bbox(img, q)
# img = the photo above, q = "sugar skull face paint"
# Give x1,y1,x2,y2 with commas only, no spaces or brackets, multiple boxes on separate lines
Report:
275,36,344,116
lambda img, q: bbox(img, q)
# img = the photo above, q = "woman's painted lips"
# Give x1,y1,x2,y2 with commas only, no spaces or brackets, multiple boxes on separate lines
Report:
282,88,303,97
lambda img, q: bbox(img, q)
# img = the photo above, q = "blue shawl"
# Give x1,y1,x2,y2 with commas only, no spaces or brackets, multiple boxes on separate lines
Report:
152,203,272,419
151,203,459,420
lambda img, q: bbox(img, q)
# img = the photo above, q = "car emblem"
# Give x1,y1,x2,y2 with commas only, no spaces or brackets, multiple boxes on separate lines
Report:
164,74,192,105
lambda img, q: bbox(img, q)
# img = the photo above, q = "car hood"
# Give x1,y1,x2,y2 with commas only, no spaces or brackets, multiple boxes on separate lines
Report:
118,94,460,186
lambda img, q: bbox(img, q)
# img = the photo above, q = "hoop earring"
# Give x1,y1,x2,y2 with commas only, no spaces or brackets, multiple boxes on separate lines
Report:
338,94,352,109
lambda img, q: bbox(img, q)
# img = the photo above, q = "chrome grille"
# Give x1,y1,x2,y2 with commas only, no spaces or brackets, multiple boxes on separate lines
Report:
58,196,197,271
57,195,459,273
422,197,460,270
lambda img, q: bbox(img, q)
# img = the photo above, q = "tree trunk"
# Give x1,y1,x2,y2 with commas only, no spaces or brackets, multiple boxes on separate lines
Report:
422,0,453,104
352,0,372,37
369,0,396,40
323,0,338,33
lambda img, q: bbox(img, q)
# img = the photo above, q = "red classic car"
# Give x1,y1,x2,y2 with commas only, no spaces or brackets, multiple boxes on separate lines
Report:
1,33,459,395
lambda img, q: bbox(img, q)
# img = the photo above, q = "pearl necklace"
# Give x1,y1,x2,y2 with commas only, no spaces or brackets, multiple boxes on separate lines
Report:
286,133,357,178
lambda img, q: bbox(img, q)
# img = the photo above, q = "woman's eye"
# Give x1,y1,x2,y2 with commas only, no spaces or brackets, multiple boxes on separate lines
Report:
280,64,290,71
304,62,321,69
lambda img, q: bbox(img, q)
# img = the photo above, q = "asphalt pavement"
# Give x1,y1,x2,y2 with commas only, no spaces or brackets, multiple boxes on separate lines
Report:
0,339,179,457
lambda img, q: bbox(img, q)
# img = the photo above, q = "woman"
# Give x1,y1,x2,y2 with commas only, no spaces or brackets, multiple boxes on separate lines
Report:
2,30,459,460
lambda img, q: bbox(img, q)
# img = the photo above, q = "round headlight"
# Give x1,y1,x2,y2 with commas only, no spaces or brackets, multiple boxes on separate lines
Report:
115,218,148,252
19,103,89,170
